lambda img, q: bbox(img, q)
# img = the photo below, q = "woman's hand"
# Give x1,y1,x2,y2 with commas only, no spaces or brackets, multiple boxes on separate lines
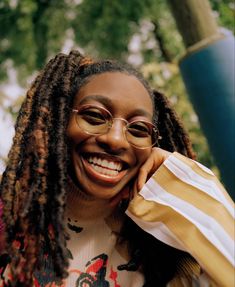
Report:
137,147,171,191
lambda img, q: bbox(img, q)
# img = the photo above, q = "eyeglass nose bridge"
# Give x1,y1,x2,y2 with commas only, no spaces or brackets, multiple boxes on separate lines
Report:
106,117,129,136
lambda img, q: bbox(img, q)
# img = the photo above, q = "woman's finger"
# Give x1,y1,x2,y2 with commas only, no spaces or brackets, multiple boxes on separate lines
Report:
137,147,171,191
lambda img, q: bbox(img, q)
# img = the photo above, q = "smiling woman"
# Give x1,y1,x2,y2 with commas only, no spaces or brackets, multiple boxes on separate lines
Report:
0,51,234,287
66,72,154,199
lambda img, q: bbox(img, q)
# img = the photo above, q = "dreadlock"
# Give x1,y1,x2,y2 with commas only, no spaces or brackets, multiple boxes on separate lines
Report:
153,90,195,158
0,51,89,286
0,50,195,286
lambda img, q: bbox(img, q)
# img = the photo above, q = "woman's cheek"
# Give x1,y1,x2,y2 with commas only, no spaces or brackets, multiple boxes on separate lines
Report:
135,148,152,165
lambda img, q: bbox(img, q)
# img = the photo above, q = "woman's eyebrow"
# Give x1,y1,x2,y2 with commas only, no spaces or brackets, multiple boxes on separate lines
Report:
79,95,112,106
131,109,152,119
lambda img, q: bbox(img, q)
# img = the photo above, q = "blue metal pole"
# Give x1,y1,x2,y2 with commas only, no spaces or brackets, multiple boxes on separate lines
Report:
180,35,235,198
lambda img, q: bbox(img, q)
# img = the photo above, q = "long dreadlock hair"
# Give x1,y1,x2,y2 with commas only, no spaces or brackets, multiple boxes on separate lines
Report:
0,50,195,286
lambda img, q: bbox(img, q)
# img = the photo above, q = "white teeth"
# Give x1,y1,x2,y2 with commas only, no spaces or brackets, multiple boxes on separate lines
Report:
91,164,118,176
87,156,122,173
109,162,115,169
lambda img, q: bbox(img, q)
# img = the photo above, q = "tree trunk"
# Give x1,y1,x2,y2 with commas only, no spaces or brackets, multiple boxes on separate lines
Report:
167,0,218,47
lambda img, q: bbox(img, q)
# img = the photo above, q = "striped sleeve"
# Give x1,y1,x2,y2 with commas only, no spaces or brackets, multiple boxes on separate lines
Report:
126,152,235,287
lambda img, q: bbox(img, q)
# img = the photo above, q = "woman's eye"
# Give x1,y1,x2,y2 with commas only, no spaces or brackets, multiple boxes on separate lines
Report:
80,109,106,124
128,122,151,137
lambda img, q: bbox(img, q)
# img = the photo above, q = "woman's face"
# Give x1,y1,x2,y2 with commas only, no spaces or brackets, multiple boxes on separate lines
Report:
66,72,153,199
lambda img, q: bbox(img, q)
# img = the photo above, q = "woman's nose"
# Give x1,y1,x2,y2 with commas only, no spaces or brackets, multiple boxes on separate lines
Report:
95,120,130,153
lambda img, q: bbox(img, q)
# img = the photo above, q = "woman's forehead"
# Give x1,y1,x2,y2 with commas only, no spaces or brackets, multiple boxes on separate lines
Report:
74,72,153,116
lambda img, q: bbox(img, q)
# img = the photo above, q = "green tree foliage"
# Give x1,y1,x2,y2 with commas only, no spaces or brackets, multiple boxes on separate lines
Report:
1,0,233,79
210,0,235,33
0,0,70,81
71,0,186,63
72,0,151,59
0,0,186,80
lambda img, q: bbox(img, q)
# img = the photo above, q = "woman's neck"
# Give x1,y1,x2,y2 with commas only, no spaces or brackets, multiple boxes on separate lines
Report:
65,177,116,222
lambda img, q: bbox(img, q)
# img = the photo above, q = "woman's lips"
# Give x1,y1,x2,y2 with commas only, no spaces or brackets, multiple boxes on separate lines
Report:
81,155,128,184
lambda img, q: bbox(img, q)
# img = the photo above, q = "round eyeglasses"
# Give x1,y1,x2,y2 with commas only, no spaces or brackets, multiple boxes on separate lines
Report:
72,105,159,149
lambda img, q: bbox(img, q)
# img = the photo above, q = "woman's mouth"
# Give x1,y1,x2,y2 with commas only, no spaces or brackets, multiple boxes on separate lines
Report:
81,153,128,184
87,156,122,176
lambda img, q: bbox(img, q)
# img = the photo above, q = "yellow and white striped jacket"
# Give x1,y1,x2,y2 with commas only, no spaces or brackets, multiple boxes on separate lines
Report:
127,152,234,287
